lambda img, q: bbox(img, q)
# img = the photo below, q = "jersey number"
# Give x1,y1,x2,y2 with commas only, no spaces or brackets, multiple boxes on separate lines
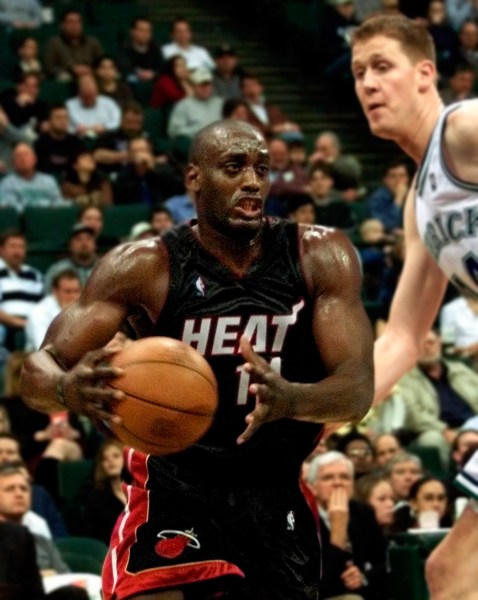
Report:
235,358,282,406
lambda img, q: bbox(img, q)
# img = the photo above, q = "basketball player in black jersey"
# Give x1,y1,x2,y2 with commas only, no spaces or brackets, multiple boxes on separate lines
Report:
20,120,374,600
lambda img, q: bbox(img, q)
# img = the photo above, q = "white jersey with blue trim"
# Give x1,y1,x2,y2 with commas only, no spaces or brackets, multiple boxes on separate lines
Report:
415,101,478,299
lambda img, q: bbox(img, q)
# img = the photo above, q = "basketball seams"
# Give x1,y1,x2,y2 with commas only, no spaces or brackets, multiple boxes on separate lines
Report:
113,359,217,390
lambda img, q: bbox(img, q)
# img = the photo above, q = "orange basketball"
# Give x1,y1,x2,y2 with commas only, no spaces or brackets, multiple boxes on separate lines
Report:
107,337,218,455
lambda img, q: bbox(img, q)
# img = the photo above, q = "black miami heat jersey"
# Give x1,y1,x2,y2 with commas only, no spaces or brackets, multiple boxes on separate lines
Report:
146,219,325,482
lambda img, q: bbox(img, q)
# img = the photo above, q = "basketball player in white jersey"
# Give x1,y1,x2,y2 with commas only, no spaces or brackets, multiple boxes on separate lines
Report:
351,15,478,600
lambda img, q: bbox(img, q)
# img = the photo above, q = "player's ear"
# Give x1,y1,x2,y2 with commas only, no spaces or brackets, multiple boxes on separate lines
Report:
416,60,436,93
186,163,201,192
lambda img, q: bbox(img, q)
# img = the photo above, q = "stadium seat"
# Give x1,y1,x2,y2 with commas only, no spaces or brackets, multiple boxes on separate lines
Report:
39,80,71,105
388,543,428,600
407,444,445,478
0,207,20,231
102,205,150,240
58,459,94,503
23,206,78,252
56,536,108,575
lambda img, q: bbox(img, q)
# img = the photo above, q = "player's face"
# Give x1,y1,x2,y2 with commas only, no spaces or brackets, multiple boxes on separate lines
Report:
368,480,395,526
410,480,447,520
352,36,428,141
190,129,270,242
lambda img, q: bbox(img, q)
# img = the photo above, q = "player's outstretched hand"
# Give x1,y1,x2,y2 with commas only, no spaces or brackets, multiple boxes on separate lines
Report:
61,346,125,427
237,335,293,444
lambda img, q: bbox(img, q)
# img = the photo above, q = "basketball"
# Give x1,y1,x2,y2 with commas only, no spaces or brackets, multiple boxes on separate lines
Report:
107,337,218,455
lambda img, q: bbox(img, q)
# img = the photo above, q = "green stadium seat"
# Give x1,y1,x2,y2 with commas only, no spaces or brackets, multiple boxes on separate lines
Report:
143,108,164,144
102,205,150,240
0,207,20,231
132,80,155,108
388,544,428,600
407,444,445,478
39,79,71,105
58,459,94,503
349,200,370,225
23,205,78,252
56,536,108,575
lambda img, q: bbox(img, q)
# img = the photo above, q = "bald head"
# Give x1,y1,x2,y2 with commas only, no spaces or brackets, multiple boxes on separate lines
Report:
189,120,265,166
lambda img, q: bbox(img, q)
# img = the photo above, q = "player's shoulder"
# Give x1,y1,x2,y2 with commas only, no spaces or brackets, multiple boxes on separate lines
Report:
95,236,168,280
298,223,355,255
444,100,478,148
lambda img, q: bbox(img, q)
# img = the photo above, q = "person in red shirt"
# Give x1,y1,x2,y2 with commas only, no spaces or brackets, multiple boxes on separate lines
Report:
150,55,193,110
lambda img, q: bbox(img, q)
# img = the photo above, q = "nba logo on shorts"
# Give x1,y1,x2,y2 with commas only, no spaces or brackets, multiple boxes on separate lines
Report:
287,511,295,531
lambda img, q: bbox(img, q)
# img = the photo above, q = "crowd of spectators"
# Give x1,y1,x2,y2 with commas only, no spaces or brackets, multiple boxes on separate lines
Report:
0,1,478,599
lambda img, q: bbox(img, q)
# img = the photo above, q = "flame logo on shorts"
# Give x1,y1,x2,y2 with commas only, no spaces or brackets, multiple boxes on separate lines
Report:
155,529,200,559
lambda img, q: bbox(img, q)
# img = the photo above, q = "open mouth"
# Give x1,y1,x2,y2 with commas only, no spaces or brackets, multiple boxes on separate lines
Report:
234,197,262,218
368,102,384,113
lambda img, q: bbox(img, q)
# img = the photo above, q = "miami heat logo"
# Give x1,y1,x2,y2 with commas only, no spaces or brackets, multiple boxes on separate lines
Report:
155,529,201,559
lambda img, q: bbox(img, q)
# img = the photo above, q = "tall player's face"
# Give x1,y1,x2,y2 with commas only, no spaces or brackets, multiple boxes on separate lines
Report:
352,36,430,141
193,129,271,242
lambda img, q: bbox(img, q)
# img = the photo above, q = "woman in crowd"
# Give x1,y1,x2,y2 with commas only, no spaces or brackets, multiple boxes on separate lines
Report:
150,55,192,109
355,474,396,534
94,55,134,108
62,152,112,207
12,35,43,80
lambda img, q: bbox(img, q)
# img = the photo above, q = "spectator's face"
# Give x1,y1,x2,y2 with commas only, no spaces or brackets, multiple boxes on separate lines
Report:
453,431,478,466
152,211,174,233
428,0,446,25
374,434,401,467
53,277,81,309
360,219,385,243
101,443,124,478
451,70,474,94
129,139,153,166
389,460,422,500
12,144,36,175
62,12,83,38
0,473,31,521
460,22,478,50
344,439,374,475
131,20,152,46
1,237,26,271
241,78,262,102
268,140,289,170
96,58,118,83
309,168,334,198
289,203,316,225
368,480,395,526
80,207,103,234
18,38,38,61
310,460,354,507
172,21,192,46
335,0,355,19
314,135,339,162
122,111,144,137
69,233,96,260
49,108,69,135
78,76,98,106
0,439,21,464
410,480,448,520
17,76,39,101
193,81,213,100
418,330,442,366
75,153,96,172
229,104,249,121
173,57,189,80
383,164,409,192
215,53,238,75
0,409,9,433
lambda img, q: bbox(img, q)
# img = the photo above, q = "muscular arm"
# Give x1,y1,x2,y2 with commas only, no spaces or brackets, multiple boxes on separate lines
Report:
239,227,374,441
374,186,448,403
21,239,168,416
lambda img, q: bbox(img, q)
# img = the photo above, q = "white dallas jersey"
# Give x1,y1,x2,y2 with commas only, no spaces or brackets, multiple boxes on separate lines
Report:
416,101,478,299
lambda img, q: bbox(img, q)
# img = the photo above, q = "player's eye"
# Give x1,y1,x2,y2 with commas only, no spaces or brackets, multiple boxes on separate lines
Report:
225,163,240,174
256,165,270,177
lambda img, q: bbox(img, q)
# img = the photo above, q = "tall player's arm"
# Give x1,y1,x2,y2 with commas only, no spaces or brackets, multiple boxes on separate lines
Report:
374,186,448,403
21,239,169,422
238,227,374,443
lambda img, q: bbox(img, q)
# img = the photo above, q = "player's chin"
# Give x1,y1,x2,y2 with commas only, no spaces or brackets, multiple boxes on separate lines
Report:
227,216,264,240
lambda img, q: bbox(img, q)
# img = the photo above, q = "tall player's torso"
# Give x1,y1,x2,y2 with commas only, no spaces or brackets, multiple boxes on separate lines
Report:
416,101,478,299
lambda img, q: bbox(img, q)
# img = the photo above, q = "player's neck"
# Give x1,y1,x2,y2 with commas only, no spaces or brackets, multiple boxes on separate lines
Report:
395,96,444,164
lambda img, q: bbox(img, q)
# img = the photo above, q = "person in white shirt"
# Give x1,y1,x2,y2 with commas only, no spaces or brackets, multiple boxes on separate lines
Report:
66,74,121,138
162,17,214,72
440,296,478,364
25,269,81,352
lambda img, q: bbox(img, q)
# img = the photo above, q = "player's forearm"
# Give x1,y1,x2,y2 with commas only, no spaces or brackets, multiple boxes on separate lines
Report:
21,349,67,414
289,366,374,424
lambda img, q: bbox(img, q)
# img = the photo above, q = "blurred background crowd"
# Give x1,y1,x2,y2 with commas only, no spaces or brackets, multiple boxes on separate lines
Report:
1,0,478,599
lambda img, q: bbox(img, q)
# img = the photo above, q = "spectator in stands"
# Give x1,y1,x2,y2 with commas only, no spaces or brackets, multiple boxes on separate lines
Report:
367,159,409,232
0,231,42,353
150,55,192,110
150,206,174,234
212,44,244,100
0,106,31,173
0,520,45,599
44,8,103,82
44,224,98,292
164,182,196,224
357,218,395,301
241,73,301,139
392,476,451,532
35,105,86,178
66,74,121,139
323,0,359,88
308,162,356,230
81,439,126,545
398,329,478,467
118,16,163,84
440,62,476,104
286,193,316,225
267,137,308,200
0,405,10,433
162,17,215,72
355,474,395,533
0,143,64,212
25,270,81,352
309,131,341,165
0,73,48,138
222,97,249,121
427,0,460,78
451,429,478,474
373,433,402,467
127,221,157,242
446,0,478,31
76,205,117,253
440,295,478,368
167,68,223,140
288,139,308,168
61,151,112,207
0,463,89,600
94,56,134,109
11,35,43,80
336,430,376,480
114,137,178,206
457,19,478,75
306,451,387,600
384,451,423,503
0,0,42,29
93,102,147,176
